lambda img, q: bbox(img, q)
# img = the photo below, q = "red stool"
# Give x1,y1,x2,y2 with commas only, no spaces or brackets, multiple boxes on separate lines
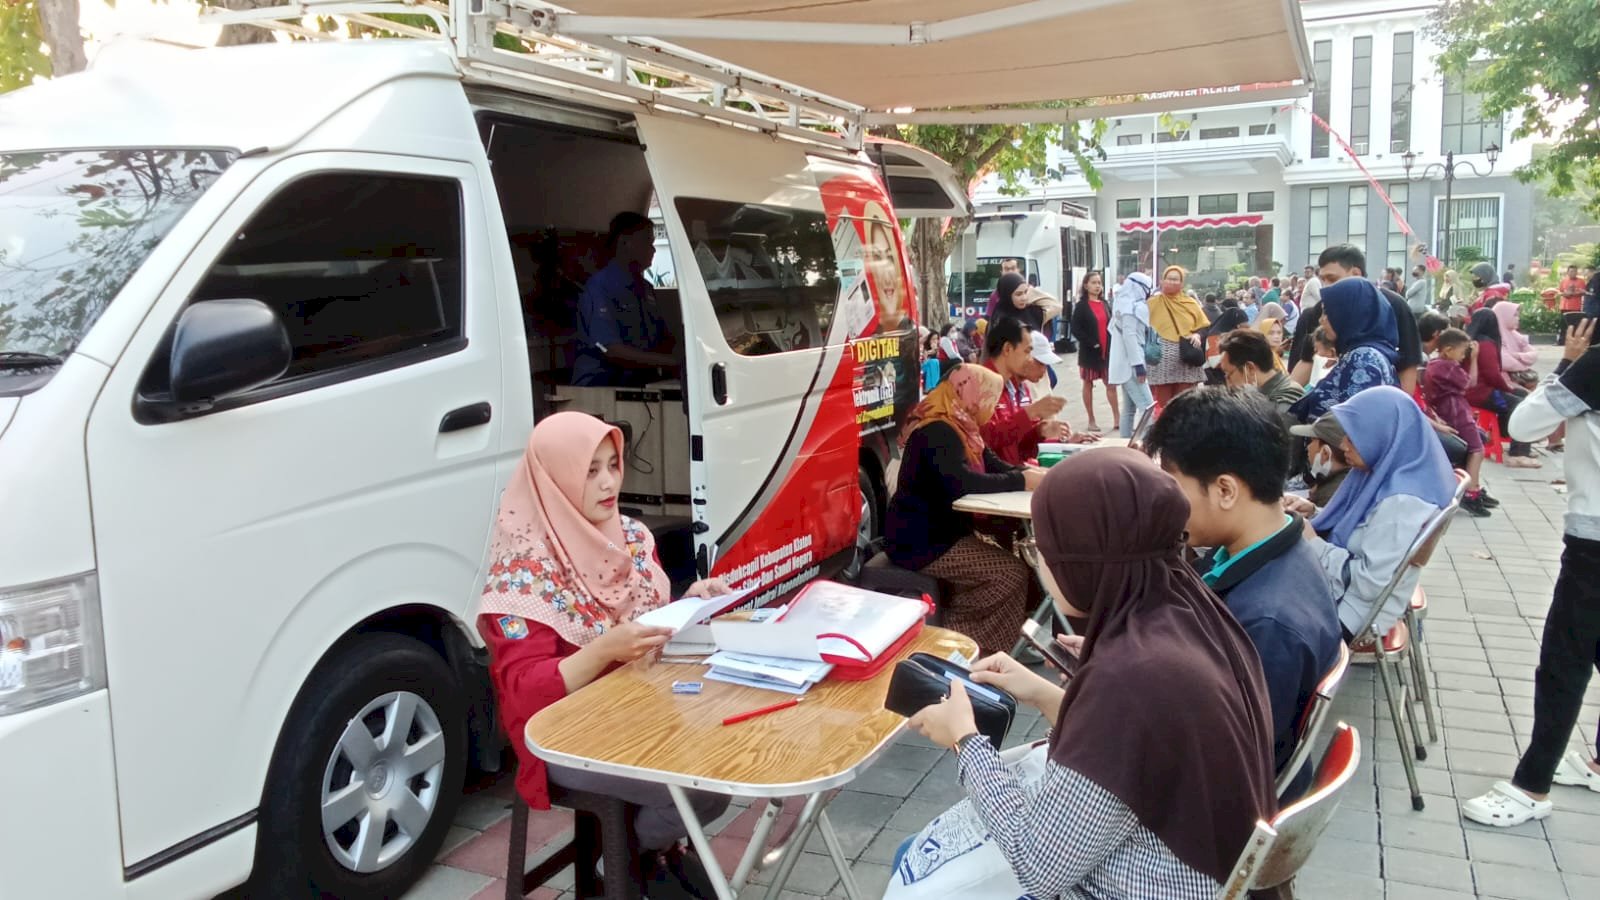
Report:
1475,408,1505,463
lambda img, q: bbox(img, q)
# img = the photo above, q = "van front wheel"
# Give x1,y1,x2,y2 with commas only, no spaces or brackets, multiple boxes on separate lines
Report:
254,633,467,897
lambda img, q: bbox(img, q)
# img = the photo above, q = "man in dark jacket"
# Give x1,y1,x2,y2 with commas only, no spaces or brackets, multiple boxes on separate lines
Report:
1147,387,1343,799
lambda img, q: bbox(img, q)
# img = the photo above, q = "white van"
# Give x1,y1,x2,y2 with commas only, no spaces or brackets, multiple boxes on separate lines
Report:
0,18,965,898
947,205,1111,325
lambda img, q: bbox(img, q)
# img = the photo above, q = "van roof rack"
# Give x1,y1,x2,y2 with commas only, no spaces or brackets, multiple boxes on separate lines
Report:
200,0,866,149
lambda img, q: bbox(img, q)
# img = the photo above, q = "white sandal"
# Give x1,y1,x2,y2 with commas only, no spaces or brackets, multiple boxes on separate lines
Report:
1554,751,1600,793
1461,781,1553,827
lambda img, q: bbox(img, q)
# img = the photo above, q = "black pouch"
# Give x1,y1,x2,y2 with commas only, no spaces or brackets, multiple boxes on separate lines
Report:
883,652,1016,749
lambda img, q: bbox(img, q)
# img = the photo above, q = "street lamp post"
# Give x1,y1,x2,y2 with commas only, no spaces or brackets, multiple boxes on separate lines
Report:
1401,143,1500,270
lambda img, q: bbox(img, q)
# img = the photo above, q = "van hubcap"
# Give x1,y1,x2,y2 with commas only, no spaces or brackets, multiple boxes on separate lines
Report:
321,691,446,873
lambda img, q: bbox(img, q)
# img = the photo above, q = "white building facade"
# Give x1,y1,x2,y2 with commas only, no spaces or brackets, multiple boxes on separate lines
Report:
973,0,1535,295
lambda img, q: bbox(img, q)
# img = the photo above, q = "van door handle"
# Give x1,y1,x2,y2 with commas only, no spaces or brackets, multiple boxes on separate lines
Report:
439,402,492,433
711,363,728,406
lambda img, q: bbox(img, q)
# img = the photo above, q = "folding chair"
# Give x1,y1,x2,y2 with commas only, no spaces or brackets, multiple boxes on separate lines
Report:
1400,469,1472,745
1347,482,1462,810
1275,643,1351,800
1216,723,1363,898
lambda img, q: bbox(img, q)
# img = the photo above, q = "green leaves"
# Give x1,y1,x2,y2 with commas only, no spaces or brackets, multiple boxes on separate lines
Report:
1432,0,1600,215
0,0,52,93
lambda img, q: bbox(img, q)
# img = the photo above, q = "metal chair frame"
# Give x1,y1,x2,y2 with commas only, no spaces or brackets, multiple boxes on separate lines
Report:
1218,723,1363,897
1275,642,1352,799
1399,469,1471,747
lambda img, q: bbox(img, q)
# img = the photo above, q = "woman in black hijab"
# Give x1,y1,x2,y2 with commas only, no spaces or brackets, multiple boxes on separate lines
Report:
908,448,1276,898
990,272,1045,334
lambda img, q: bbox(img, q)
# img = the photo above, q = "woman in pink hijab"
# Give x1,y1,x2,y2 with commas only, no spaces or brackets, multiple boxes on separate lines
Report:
476,411,729,896
1493,301,1541,374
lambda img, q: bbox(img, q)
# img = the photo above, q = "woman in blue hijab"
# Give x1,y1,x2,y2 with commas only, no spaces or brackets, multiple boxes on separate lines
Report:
1288,386,1456,639
1288,278,1400,422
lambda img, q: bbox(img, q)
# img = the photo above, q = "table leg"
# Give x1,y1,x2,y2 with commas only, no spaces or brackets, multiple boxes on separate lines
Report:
729,798,782,893
761,792,825,900
816,809,862,900
666,783,737,900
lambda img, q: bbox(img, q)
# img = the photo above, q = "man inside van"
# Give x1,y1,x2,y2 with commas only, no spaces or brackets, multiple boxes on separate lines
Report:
572,212,677,386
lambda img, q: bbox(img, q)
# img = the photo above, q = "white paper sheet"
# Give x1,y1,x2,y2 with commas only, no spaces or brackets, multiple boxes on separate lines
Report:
703,650,832,687
636,584,759,633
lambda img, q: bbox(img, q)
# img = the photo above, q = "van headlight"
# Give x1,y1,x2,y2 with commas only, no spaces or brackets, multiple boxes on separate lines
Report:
0,573,106,716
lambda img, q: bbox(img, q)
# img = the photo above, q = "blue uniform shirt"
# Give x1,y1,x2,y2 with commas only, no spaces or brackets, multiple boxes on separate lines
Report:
572,260,667,386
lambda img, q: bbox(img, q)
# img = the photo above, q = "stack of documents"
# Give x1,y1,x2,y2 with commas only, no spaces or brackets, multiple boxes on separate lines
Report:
702,651,832,695
636,585,761,658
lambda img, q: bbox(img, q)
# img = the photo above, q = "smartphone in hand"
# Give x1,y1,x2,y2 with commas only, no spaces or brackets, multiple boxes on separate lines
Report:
1021,620,1079,678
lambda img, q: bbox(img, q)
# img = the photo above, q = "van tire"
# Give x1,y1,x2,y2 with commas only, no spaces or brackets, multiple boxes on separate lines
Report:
253,633,466,898
843,468,879,580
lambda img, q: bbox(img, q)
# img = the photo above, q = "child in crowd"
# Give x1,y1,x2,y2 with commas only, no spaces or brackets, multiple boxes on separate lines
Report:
1425,328,1490,517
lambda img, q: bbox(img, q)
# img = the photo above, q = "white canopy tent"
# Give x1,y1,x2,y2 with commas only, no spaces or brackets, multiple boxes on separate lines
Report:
542,0,1314,120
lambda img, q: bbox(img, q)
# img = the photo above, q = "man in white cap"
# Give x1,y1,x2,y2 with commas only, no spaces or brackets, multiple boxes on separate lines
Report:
980,316,1097,466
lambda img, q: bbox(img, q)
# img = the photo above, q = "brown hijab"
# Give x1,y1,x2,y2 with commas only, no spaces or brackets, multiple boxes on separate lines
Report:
1030,448,1276,885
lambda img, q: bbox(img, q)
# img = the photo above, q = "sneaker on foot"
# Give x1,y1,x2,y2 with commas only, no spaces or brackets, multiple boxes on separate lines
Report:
1462,494,1492,518
1461,781,1553,827
1506,456,1543,469
1478,489,1501,508
1554,751,1600,793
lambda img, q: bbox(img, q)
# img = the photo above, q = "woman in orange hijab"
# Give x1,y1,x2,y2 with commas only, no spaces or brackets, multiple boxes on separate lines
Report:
1147,265,1211,407
476,411,729,895
884,363,1044,654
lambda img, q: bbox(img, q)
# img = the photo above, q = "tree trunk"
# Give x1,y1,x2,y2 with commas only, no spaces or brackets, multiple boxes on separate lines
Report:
36,0,86,76
907,216,968,331
215,0,278,46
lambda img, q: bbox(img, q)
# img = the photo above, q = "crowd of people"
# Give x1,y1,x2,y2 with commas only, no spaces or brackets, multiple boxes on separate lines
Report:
459,236,1599,899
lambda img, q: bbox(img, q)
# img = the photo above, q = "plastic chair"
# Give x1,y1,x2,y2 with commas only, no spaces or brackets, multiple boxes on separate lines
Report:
506,783,644,900
1216,724,1363,897
1345,483,1461,810
1275,643,1351,800
1475,408,1505,463
855,552,946,626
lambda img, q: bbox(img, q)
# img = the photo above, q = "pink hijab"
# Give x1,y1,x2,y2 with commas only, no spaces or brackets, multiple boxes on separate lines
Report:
1492,301,1539,371
476,412,671,646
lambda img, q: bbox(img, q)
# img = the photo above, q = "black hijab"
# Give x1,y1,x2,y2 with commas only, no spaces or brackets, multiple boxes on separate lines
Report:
1467,308,1503,348
992,273,1044,331
1209,307,1250,336
1031,449,1276,885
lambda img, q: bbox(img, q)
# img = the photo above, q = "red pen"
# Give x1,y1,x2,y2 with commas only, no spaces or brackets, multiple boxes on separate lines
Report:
721,697,802,726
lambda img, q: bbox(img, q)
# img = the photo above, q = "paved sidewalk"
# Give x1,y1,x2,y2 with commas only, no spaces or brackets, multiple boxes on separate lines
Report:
408,346,1600,900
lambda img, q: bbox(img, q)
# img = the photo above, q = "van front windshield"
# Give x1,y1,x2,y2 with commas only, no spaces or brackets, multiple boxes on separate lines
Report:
0,149,233,374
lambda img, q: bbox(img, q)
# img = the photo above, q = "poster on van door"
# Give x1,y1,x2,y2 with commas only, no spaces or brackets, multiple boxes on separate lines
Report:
816,171,920,438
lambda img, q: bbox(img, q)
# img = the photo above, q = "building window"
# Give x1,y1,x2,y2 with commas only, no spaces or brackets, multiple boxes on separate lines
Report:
1198,127,1240,140
1386,183,1410,271
1391,32,1414,153
1347,186,1368,253
1197,194,1238,215
1154,130,1189,144
1311,40,1332,158
1436,196,1501,269
1308,187,1329,262
1116,134,1144,146
1442,62,1504,155
1350,37,1372,154
1248,123,1278,136
1116,198,1140,218
1154,196,1189,217
1247,191,1276,212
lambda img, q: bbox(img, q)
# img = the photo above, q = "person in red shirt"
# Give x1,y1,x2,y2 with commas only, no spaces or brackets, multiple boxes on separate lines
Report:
477,411,731,898
979,317,1096,465
1561,264,1587,344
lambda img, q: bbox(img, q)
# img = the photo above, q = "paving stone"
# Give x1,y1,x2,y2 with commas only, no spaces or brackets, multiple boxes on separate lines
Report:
828,860,893,898
1382,846,1476,893
1472,860,1570,900
1324,805,1380,842
402,865,496,900
1301,834,1382,877
1381,817,1467,857
845,764,927,798
1377,761,1455,796
1449,749,1522,779
1544,809,1600,846
1466,828,1558,869
885,798,948,834
1444,727,1519,756
1384,883,1477,900
1552,839,1600,876
1437,689,1506,713
1378,788,1464,824
1563,871,1600,897
1290,865,1384,899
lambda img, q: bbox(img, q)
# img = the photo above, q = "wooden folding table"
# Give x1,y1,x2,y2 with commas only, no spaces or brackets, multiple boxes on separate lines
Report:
525,626,978,900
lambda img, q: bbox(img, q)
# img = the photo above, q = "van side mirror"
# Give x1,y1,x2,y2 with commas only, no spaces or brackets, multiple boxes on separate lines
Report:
168,298,291,407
